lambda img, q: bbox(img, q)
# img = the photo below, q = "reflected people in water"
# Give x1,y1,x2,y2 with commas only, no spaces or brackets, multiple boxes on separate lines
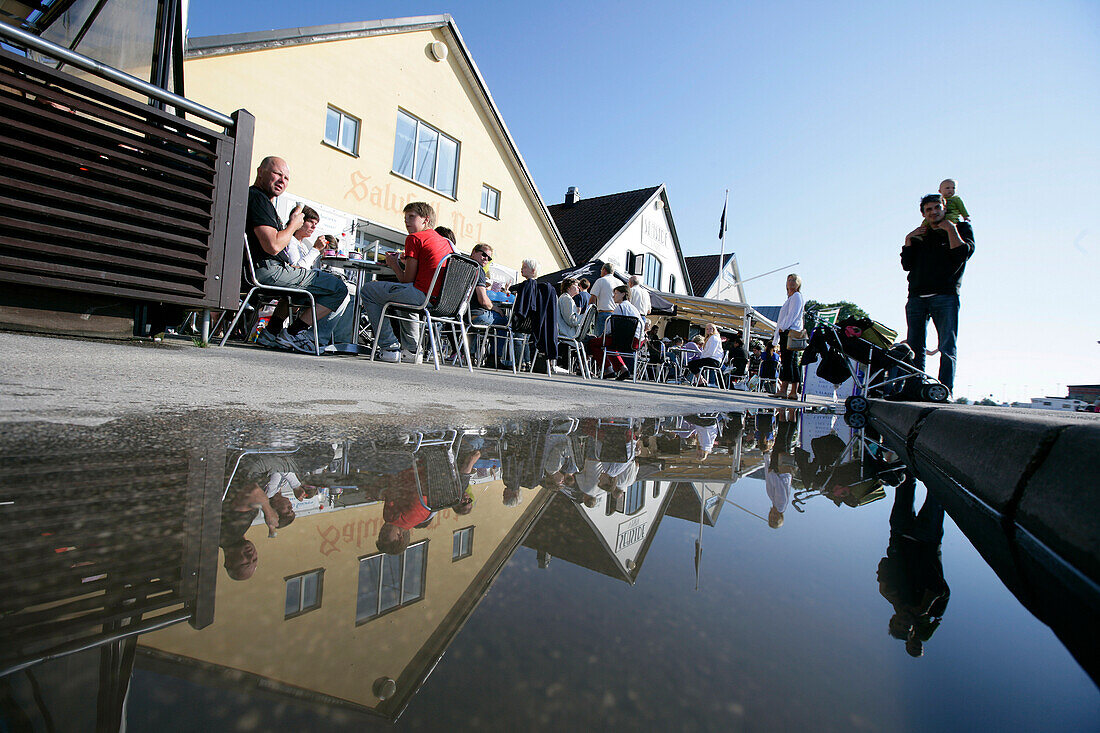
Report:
763,409,799,528
877,475,950,657
220,457,299,580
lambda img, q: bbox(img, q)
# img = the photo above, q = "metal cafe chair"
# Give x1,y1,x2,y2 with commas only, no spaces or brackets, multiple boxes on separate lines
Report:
481,299,529,374
423,254,482,372
599,314,645,382
642,340,669,382
557,304,597,379
223,447,299,501
369,253,474,371
218,237,321,355
696,351,728,389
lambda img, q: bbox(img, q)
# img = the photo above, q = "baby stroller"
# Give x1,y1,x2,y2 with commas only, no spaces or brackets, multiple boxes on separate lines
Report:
803,318,950,427
792,429,906,512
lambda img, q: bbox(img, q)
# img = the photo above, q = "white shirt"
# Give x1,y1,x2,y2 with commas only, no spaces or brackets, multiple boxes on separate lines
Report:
285,235,320,269
699,334,724,361
775,291,805,333
590,274,617,311
629,285,651,315
605,300,644,339
765,459,792,512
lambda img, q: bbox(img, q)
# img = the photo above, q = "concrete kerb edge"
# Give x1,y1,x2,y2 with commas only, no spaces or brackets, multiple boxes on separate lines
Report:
869,400,1100,587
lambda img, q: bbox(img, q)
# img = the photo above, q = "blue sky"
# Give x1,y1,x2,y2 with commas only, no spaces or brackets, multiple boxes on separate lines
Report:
187,0,1099,402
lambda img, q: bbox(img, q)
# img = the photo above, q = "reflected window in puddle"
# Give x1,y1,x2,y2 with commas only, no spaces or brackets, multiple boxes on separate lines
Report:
284,568,324,619
452,526,474,561
356,540,428,624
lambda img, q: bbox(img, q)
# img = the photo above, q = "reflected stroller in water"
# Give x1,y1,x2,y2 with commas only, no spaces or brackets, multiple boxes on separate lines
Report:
791,429,906,512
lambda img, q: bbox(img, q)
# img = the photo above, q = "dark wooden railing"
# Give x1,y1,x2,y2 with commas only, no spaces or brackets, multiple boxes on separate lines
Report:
0,446,225,676
0,23,253,312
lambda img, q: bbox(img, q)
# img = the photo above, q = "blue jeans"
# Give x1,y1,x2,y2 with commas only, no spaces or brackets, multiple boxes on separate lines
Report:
905,294,959,390
594,311,611,336
471,309,509,361
316,283,357,346
361,281,425,352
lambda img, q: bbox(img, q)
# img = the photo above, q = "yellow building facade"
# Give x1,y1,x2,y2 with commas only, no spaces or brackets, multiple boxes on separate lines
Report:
140,477,551,720
183,16,570,276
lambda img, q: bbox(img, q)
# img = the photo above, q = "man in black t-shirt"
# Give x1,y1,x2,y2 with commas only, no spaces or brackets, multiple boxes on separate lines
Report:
247,156,348,353
901,194,975,392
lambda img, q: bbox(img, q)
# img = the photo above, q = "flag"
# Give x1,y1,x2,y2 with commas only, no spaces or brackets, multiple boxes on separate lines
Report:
718,201,727,239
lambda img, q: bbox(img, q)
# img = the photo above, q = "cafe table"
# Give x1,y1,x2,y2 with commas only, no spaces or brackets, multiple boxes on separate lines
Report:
319,255,388,354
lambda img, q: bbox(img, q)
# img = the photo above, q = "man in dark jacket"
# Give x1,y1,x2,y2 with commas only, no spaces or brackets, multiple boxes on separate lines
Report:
901,194,975,392
510,259,558,369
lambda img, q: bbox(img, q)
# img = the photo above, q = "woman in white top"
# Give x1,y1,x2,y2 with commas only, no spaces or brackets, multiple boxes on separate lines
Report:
773,273,805,400
557,277,582,339
587,285,644,380
687,323,723,385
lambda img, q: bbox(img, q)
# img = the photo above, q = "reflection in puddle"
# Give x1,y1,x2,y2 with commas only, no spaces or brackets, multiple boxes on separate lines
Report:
0,409,1095,729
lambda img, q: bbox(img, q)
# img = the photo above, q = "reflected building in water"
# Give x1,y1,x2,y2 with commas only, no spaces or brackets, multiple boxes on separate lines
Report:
138,429,553,723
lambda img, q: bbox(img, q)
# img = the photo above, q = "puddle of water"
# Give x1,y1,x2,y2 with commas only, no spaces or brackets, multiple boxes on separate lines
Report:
0,410,1096,731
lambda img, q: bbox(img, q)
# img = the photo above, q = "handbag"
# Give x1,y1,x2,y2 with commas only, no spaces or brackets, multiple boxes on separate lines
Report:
786,329,808,351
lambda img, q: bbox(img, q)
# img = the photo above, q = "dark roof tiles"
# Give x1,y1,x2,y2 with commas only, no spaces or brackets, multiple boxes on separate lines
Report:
547,186,660,265
683,253,735,296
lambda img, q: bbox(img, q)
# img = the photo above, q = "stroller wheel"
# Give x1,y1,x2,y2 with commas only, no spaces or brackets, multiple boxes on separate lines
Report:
844,395,869,414
922,383,950,403
844,411,867,429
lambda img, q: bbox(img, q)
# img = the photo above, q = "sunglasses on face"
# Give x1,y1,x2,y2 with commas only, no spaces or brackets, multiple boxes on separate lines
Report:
475,251,493,261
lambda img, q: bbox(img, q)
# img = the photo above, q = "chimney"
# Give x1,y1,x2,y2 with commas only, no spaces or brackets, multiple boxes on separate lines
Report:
565,186,580,206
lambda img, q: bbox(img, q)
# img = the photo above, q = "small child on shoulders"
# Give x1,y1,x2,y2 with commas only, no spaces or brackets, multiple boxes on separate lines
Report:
936,178,969,223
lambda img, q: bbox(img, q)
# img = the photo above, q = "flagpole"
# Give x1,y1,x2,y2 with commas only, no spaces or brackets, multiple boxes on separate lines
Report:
718,189,729,301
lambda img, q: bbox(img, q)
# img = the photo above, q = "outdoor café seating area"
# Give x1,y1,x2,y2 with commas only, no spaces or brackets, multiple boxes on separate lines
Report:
198,242,780,392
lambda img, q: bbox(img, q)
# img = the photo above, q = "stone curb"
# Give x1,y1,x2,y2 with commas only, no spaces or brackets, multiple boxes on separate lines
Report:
868,402,1100,586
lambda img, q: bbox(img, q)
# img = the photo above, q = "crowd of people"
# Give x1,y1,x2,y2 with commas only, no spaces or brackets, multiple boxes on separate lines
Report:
236,155,984,405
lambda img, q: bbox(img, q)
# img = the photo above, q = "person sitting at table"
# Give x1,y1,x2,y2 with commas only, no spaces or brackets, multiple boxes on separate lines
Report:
376,474,432,555
247,157,348,354
260,211,358,351
687,323,724,385
509,258,559,371
574,277,592,312
467,243,509,363
360,201,453,363
434,226,458,249
760,341,781,393
587,285,644,380
723,333,750,387
554,277,583,374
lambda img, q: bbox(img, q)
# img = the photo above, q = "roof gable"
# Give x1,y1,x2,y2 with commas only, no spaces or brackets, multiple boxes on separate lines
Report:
684,253,735,295
547,186,660,265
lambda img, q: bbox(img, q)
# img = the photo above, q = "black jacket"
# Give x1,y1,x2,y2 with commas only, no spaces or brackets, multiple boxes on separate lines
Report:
900,222,974,296
511,279,559,361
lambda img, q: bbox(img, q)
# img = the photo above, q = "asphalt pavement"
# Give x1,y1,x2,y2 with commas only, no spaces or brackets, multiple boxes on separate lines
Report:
0,331,805,429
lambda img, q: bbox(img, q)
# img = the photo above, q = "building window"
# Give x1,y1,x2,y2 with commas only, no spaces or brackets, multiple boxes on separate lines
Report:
356,541,427,624
392,110,459,198
669,274,676,293
623,481,646,515
285,569,324,619
480,185,500,218
643,254,663,290
324,106,359,155
452,527,474,561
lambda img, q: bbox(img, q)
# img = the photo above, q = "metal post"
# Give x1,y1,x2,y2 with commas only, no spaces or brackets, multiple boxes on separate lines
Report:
201,310,211,345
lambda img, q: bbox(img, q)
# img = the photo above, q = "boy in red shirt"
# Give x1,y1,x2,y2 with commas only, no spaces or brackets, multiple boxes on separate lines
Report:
361,202,454,363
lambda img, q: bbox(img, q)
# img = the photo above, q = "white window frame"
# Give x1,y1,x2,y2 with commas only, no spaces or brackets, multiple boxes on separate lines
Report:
355,541,428,625
284,569,324,619
480,184,500,219
324,106,360,156
392,110,460,198
452,526,474,561
643,254,663,290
